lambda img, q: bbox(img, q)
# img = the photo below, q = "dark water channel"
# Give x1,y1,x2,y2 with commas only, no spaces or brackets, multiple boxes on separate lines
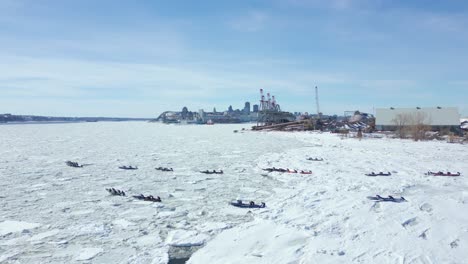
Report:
168,257,190,264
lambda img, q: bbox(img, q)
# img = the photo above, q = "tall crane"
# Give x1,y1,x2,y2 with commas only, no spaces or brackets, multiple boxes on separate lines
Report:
315,86,320,117
259,89,281,111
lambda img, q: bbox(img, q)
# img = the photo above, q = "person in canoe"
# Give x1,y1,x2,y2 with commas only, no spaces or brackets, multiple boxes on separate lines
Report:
367,195,406,203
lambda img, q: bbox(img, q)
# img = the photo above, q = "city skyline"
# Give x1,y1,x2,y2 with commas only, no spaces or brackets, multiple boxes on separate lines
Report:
1,0,468,117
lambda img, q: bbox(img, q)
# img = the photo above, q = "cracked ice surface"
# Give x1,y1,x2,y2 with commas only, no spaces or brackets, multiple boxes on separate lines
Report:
0,122,303,263
2,122,468,263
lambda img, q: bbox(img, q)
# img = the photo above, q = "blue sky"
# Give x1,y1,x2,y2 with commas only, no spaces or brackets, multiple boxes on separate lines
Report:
1,0,467,117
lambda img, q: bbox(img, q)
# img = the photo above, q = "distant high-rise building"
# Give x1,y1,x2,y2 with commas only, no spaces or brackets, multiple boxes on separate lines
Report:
181,106,188,119
244,102,251,113
228,105,233,112
253,104,259,112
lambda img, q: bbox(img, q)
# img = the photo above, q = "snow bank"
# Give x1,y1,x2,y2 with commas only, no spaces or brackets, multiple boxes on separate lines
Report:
112,219,135,229
29,229,60,241
127,248,168,264
195,222,231,234
188,219,309,264
135,234,163,247
75,247,103,261
0,220,41,236
165,230,210,247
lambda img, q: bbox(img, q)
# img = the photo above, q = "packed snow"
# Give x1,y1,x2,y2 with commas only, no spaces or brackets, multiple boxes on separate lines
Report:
165,230,210,247
188,219,309,264
1,122,467,263
75,248,104,261
0,220,41,236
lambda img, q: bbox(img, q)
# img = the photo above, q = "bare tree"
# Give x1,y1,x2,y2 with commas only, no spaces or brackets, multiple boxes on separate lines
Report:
392,112,431,140
408,112,432,141
392,113,411,138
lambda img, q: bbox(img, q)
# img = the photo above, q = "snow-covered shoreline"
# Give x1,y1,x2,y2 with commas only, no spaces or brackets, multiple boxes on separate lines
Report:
1,123,467,263
191,132,468,263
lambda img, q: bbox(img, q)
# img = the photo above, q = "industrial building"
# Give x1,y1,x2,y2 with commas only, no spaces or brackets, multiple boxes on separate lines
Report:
255,89,295,126
375,107,461,132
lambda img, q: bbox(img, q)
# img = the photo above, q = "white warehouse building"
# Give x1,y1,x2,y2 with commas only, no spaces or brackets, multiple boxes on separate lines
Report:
376,107,461,132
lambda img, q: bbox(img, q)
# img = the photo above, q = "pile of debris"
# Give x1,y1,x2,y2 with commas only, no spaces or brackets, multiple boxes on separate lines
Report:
320,112,375,133
461,120,468,131
251,110,376,132
252,120,310,131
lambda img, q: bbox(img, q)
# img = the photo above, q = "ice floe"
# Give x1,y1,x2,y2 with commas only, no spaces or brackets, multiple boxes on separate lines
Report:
0,220,41,236
165,230,210,247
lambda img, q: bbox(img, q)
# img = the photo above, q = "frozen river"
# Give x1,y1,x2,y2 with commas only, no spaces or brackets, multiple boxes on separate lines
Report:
0,122,304,263
1,122,468,263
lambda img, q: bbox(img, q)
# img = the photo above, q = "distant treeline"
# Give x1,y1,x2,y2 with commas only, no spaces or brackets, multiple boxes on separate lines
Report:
0,114,150,123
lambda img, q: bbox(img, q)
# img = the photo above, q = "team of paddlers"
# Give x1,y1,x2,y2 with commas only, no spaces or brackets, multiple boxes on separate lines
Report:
367,195,407,203
263,167,312,174
106,185,404,205
365,171,461,177
107,187,161,202
119,165,138,170
365,172,392,176
425,171,461,176
156,167,173,172
106,187,263,206
133,194,162,202
230,200,266,208
66,161,83,168
200,170,224,174
106,188,126,196
307,157,323,161
68,160,460,178
69,157,462,208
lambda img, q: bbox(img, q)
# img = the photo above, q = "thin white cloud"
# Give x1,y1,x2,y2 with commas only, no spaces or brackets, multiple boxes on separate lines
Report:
359,79,417,91
0,28,187,61
421,13,468,33
0,0,24,13
283,0,378,10
1,1,467,116
449,80,468,86
229,10,270,32
330,0,355,10
0,54,352,115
